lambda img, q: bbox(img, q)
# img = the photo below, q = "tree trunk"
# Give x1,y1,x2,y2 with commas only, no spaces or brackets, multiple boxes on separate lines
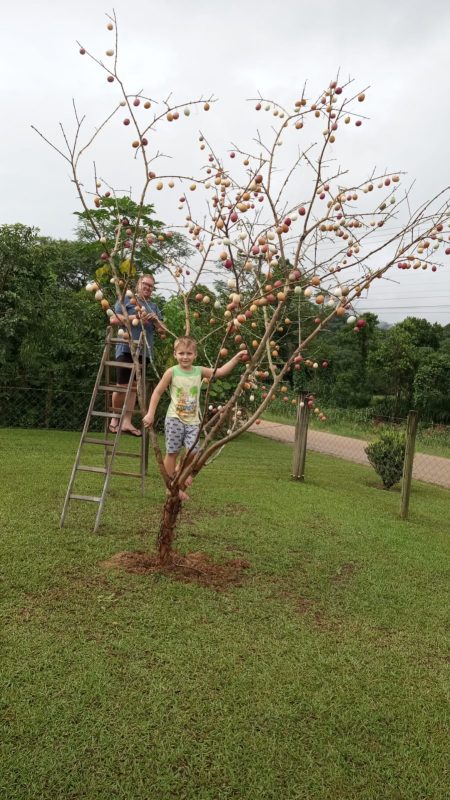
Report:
157,490,182,564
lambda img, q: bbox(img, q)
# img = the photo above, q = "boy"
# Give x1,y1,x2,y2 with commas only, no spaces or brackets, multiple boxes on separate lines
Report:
143,336,247,500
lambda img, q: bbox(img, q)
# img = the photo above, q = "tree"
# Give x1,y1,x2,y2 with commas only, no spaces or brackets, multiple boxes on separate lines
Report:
413,352,450,422
0,227,109,402
0,224,57,385
367,327,420,416
33,12,450,563
36,237,101,291
396,317,442,351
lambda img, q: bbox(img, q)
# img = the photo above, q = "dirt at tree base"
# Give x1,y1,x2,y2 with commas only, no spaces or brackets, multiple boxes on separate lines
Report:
99,550,251,591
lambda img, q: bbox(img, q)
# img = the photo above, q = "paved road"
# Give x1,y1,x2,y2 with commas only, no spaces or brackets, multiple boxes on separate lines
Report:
249,420,450,489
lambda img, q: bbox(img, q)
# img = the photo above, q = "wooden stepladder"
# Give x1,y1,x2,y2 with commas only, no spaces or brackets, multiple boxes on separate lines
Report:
60,328,148,532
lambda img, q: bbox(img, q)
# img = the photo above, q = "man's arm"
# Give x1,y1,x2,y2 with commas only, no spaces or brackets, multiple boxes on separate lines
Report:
110,297,137,326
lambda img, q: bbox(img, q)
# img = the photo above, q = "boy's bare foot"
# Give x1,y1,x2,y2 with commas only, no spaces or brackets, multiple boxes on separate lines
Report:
178,489,190,501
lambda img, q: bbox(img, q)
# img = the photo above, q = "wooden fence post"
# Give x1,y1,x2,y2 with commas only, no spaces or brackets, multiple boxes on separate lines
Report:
400,410,419,520
292,392,310,481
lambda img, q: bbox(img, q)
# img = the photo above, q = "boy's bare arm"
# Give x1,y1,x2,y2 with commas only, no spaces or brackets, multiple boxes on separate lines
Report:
202,350,248,380
143,368,173,427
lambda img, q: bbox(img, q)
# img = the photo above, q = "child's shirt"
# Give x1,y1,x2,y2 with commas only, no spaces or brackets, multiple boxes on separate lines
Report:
166,365,203,425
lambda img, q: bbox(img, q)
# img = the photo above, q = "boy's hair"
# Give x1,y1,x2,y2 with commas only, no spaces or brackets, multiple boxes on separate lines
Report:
174,336,197,352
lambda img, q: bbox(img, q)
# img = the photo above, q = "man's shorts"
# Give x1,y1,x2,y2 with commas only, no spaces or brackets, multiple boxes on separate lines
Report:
116,353,147,384
165,417,201,454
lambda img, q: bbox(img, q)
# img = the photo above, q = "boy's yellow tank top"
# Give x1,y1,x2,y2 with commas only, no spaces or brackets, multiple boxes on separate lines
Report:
166,365,202,424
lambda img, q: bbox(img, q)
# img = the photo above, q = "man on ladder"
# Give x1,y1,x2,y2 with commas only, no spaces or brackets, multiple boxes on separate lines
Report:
60,273,165,532
109,274,164,437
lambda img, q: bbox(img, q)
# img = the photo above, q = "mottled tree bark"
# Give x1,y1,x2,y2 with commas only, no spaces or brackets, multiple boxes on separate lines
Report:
157,490,182,564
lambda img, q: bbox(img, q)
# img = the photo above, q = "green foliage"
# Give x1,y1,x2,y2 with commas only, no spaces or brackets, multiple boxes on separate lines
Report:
0,224,107,396
75,196,192,281
36,237,100,290
0,224,45,347
365,429,406,489
2,219,450,428
368,327,419,413
414,352,450,421
396,316,442,350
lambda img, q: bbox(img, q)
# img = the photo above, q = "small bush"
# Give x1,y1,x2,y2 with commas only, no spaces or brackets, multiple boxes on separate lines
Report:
365,429,406,489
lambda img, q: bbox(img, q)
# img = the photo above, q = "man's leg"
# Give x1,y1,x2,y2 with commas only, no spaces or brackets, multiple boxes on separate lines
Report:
110,355,141,435
112,386,140,434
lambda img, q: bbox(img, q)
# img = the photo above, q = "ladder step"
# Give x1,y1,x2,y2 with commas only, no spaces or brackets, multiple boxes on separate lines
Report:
91,411,121,418
84,437,115,446
69,494,102,502
78,465,108,474
105,360,134,368
110,337,132,343
83,439,141,458
99,385,128,393
111,470,142,478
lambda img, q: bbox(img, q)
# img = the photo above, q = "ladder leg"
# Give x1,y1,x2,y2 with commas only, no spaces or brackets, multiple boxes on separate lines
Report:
92,361,137,532
61,329,146,533
60,330,113,529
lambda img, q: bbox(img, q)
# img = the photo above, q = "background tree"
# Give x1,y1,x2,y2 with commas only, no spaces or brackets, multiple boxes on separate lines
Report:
413,352,450,422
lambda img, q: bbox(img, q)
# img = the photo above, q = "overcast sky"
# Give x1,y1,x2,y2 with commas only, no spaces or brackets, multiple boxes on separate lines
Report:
2,0,449,324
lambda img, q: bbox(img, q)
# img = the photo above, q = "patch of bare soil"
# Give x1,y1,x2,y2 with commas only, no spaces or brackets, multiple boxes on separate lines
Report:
99,550,251,591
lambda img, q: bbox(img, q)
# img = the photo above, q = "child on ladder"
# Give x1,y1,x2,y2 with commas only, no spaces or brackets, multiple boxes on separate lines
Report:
143,336,248,500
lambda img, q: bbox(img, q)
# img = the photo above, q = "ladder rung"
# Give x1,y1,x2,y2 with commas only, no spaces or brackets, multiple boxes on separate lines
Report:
69,494,102,502
105,360,134,368
78,465,108,474
99,385,128,393
82,439,141,458
109,337,132,343
91,411,121,418
84,437,115,446
111,470,142,478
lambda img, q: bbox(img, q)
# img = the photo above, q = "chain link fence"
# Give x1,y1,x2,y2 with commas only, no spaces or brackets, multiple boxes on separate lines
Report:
2,385,449,489
0,385,165,433
0,386,100,432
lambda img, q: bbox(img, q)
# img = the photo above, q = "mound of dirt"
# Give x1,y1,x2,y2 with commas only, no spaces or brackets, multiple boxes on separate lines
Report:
99,550,250,591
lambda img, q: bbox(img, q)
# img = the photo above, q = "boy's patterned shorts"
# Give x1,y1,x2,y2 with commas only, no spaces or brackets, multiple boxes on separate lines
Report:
165,417,201,454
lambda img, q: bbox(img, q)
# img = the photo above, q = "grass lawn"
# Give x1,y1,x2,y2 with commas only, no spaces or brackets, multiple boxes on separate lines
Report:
263,405,450,459
1,427,449,800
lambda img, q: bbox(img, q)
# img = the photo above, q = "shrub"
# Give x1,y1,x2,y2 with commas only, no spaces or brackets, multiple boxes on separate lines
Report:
365,429,406,489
